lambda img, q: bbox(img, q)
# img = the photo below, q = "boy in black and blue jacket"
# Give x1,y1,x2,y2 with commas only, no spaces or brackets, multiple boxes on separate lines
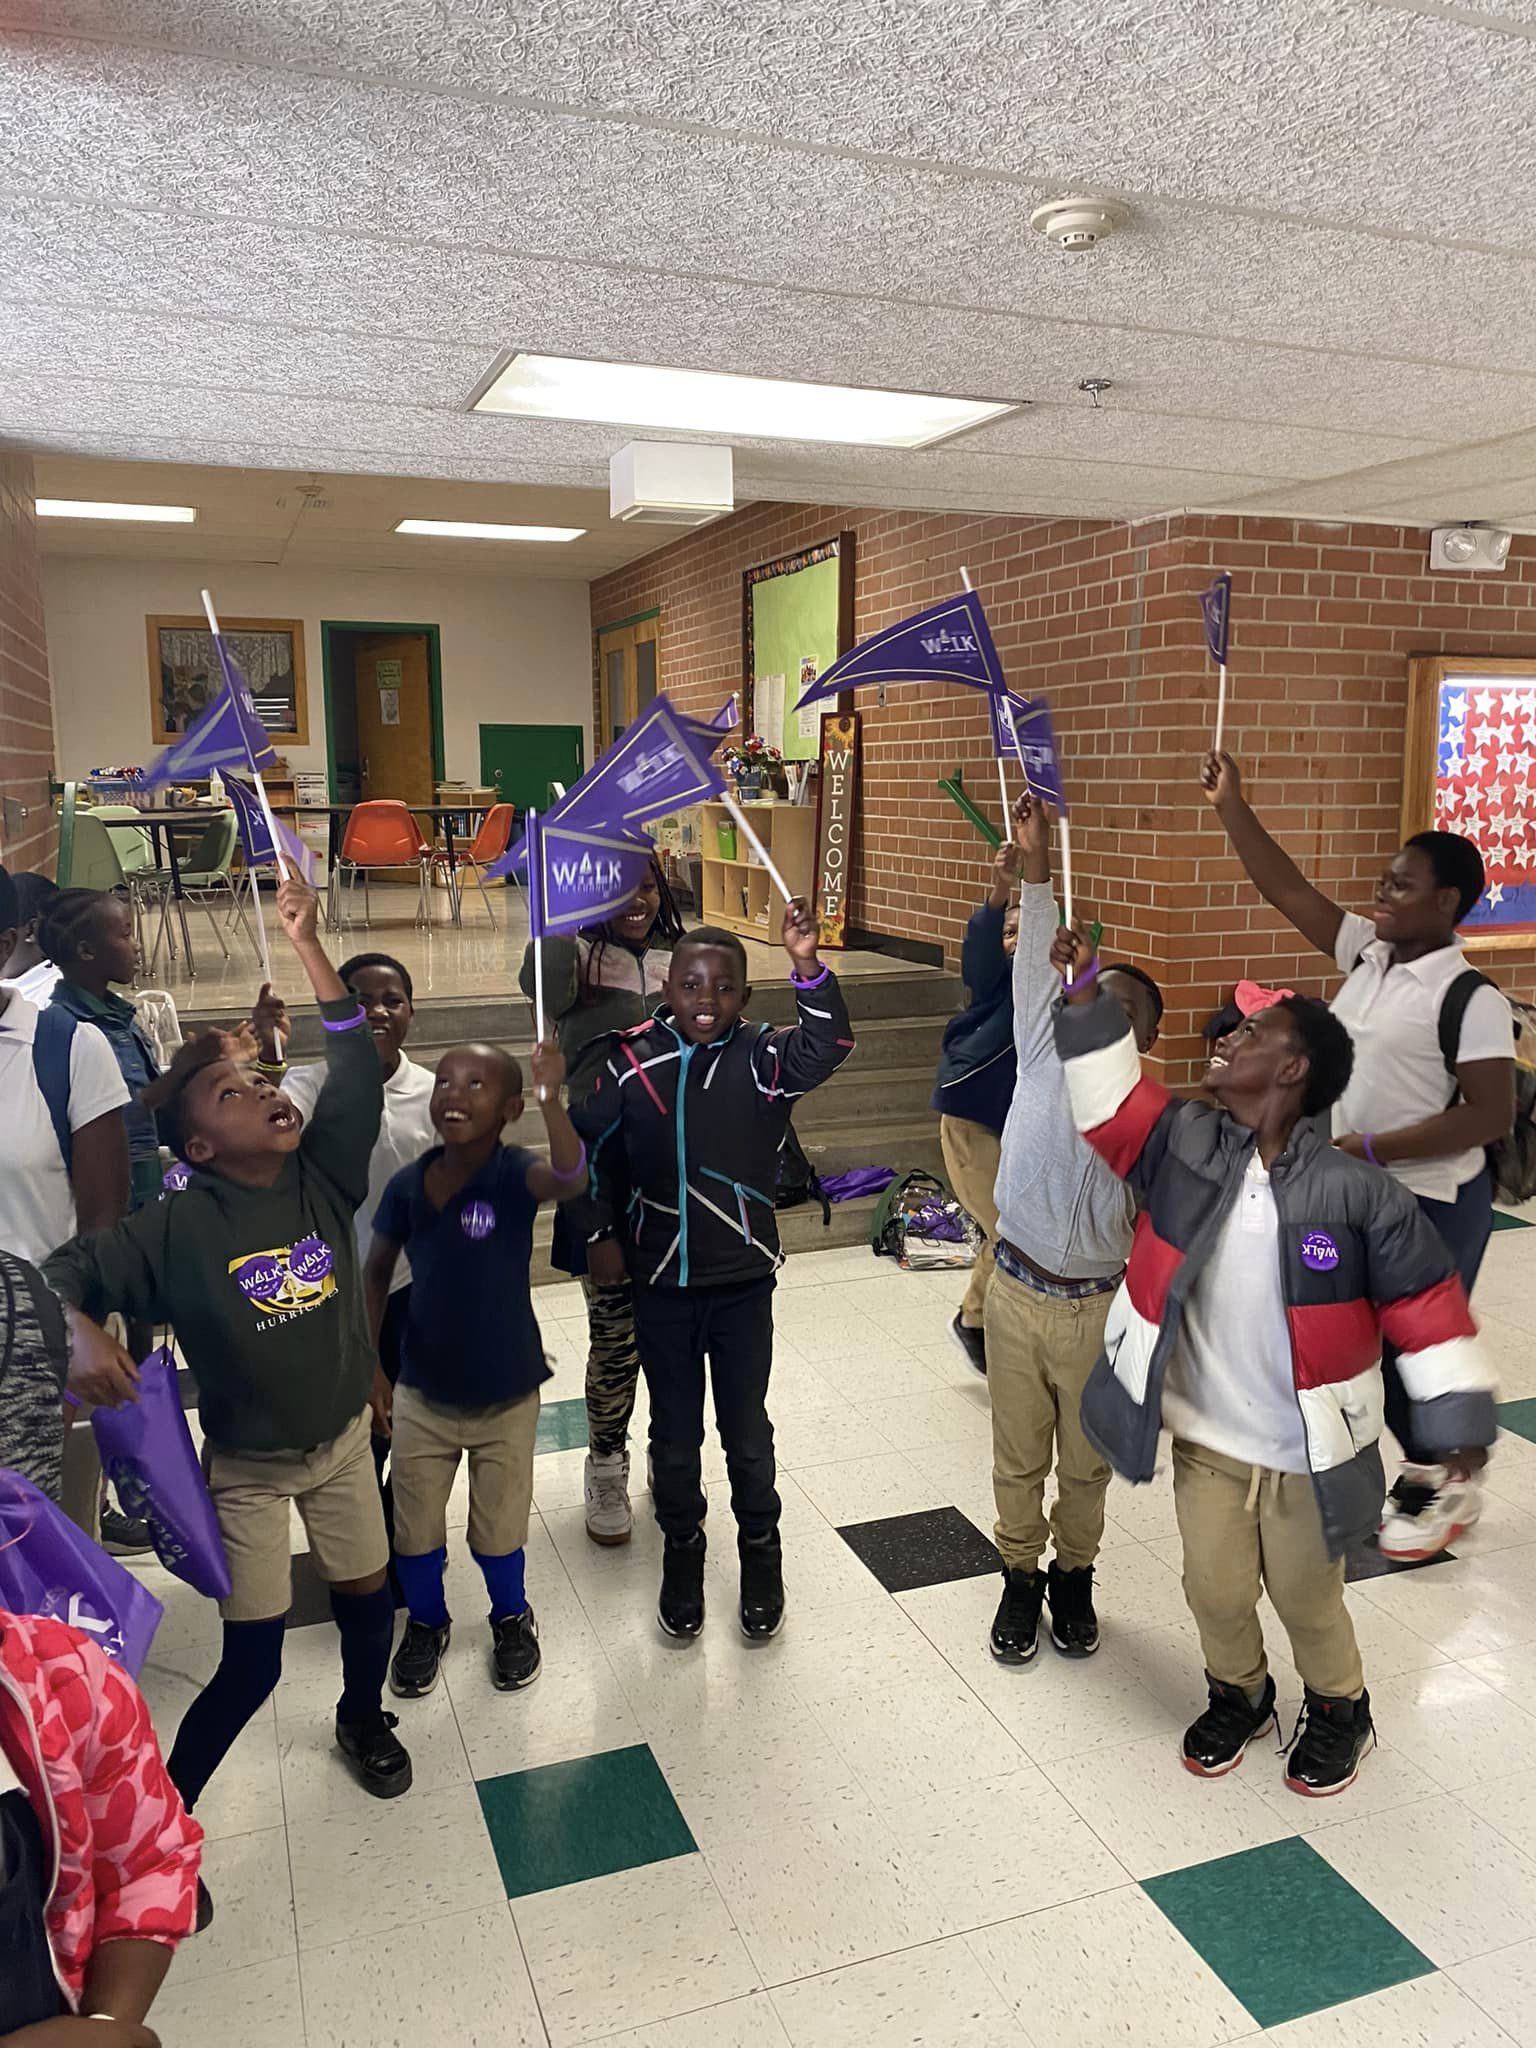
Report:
571,899,854,1641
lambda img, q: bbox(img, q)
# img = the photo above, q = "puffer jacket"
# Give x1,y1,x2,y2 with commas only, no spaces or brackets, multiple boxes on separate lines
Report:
1054,991,1497,1554
0,1609,202,2008
570,967,855,1289
0,1251,70,1500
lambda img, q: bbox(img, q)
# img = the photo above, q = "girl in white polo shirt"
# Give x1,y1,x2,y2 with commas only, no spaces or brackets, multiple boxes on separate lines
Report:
1203,754,1515,1560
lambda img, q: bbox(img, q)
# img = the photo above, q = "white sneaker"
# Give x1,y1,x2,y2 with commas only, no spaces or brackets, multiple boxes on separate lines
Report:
585,1450,633,1546
1377,1463,1481,1562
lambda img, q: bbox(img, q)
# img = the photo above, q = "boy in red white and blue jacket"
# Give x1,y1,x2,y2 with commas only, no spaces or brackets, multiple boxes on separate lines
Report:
1050,926,1496,1798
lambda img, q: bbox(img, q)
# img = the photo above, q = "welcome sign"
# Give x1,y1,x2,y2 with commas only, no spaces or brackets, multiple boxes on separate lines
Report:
815,712,861,949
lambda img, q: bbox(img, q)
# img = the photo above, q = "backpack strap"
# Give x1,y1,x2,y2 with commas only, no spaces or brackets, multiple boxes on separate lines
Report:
31,1004,78,1174
1438,967,1493,1080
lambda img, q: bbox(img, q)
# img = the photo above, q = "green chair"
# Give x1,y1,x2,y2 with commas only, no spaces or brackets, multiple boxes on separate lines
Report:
55,804,127,892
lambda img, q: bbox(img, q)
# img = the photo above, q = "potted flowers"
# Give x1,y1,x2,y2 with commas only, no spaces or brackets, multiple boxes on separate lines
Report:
726,733,787,800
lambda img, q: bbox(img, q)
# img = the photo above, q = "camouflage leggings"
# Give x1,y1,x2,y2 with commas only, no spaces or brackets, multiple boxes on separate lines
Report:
581,1276,641,1458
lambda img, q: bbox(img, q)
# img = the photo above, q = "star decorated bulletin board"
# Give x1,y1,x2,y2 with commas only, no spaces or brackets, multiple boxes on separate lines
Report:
1403,654,1536,942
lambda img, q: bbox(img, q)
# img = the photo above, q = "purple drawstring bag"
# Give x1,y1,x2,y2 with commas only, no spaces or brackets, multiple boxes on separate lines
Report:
820,1167,896,1204
0,1469,163,1675
92,1348,232,1601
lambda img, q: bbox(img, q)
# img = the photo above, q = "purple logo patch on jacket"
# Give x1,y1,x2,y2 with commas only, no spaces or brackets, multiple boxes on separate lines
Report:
1300,1231,1340,1272
461,1200,496,1242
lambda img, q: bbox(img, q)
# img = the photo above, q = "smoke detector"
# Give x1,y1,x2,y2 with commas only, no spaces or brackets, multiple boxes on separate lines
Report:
1029,196,1130,253
1429,524,1512,573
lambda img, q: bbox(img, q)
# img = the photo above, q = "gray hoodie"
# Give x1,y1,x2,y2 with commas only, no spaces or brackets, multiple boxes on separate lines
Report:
991,881,1135,1280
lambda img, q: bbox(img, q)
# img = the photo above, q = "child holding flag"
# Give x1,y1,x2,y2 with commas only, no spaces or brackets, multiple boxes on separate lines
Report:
572,902,855,1641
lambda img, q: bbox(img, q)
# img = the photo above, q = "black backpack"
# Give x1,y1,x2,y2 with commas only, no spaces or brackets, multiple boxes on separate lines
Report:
1438,970,1536,1204
775,1121,830,1225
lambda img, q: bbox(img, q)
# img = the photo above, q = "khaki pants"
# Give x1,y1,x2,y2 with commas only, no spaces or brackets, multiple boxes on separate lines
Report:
984,1262,1113,1572
391,1382,540,1558
940,1116,1002,1328
1173,1439,1364,1700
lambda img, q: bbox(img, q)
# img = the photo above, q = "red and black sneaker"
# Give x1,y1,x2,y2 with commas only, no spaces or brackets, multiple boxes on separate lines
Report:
1182,1676,1278,1777
1285,1688,1375,1797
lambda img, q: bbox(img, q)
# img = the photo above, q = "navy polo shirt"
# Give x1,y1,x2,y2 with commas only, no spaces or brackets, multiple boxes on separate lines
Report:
373,1144,551,1409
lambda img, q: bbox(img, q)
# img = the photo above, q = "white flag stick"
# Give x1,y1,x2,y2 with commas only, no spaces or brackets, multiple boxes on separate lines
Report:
721,790,794,904
1057,814,1076,938
1213,662,1229,757
201,586,291,881
528,806,547,1052
248,868,274,985
996,754,1011,832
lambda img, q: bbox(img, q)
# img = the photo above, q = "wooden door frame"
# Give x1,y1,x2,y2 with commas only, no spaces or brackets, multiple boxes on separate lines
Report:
595,606,660,748
320,621,446,803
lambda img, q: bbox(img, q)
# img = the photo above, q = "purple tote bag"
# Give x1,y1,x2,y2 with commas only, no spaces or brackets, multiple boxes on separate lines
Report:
92,1348,232,1601
0,1469,163,1675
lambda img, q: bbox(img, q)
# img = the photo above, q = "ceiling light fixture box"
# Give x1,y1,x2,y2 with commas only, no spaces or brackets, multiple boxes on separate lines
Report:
611,442,734,527
1429,525,1512,573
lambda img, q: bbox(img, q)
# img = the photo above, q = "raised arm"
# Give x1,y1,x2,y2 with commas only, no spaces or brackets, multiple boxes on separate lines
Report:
1049,928,1180,1199
750,899,856,1099
1009,795,1061,1071
1201,752,1344,960
275,877,381,1203
525,1040,591,1202
960,839,1023,1002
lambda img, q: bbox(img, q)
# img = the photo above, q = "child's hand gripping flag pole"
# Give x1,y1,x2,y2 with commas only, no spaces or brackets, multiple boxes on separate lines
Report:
1200,572,1233,755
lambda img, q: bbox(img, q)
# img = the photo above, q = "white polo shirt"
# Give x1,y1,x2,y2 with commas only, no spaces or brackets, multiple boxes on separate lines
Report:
282,1053,437,1288
0,986,131,1262
1330,911,1515,1204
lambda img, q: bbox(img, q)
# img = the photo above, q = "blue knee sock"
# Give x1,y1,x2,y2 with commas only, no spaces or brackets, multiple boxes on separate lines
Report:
393,1547,450,1630
330,1582,396,1725
473,1546,527,1621
167,1616,285,1811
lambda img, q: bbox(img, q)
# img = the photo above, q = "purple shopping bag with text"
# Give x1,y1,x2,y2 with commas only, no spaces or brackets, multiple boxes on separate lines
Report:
92,1348,232,1600
0,1469,163,1675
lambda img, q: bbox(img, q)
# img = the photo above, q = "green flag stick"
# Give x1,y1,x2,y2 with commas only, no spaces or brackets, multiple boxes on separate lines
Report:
938,770,1002,848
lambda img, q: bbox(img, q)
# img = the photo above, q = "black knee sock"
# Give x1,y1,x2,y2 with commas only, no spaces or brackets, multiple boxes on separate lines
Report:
167,1617,285,1811
331,1583,395,1726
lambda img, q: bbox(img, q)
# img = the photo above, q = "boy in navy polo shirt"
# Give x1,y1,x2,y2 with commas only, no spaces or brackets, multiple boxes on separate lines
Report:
365,1037,585,1698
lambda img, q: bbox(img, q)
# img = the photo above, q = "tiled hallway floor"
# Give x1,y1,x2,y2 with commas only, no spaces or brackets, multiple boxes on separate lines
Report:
133,1226,1536,2048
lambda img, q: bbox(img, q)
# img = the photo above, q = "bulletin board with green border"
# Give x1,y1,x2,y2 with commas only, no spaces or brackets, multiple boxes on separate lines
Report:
743,532,855,762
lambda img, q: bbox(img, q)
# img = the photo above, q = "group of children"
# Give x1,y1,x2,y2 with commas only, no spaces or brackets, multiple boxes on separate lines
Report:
0,738,1515,2029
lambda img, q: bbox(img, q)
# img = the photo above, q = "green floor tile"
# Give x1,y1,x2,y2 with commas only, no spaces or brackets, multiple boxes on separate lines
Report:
477,1744,695,1900
535,1396,589,1455
1144,1837,1432,2029
1497,1397,1536,1445
1491,1209,1533,1230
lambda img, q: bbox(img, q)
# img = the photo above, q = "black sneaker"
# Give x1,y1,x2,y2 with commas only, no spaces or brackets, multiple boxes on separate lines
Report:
491,1608,542,1690
100,1506,154,1556
335,1709,413,1798
739,1532,785,1641
989,1567,1045,1664
1182,1676,1279,1777
1047,1561,1100,1657
194,1877,215,1933
1285,1687,1375,1797
658,1531,707,1639
389,1618,451,1699
950,1311,987,1376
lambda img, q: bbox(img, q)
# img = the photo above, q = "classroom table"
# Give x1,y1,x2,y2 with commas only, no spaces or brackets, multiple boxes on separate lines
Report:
267,798,499,928
125,806,216,975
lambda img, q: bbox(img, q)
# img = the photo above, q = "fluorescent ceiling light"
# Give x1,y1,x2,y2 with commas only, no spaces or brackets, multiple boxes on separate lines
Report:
36,499,196,523
394,518,585,542
473,353,1016,449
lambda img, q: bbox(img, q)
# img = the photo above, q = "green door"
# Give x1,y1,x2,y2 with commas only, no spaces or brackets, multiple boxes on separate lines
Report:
478,724,586,809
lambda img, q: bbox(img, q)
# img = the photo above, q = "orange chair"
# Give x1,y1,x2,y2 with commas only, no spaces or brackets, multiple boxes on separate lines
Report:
429,802,518,927
331,801,432,931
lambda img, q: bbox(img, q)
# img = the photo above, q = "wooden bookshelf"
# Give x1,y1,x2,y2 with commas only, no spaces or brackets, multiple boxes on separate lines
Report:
697,799,817,940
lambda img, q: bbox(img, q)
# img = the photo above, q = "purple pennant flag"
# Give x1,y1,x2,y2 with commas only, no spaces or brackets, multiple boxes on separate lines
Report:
141,633,277,786
1005,695,1070,816
1200,572,1232,666
224,774,316,883
707,692,741,732
989,687,1038,762
525,813,659,937
793,589,1007,711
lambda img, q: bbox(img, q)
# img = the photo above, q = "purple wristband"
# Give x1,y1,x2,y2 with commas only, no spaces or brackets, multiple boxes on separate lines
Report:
548,1140,589,1186
1361,1133,1381,1167
1063,958,1101,996
322,1005,367,1033
790,963,831,991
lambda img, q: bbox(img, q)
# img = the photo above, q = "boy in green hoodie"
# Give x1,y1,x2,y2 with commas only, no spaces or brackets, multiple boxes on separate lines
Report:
43,877,412,1858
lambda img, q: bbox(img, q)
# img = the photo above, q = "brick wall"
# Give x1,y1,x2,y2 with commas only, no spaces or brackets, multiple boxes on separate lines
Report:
591,506,1536,1084
0,452,57,876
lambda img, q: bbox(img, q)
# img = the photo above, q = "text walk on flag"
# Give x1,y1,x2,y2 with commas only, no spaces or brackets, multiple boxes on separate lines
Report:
989,688,1038,762
524,813,661,937
224,775,317,884
141,632,277,787
793,589,1008,710
1006,695,1070,815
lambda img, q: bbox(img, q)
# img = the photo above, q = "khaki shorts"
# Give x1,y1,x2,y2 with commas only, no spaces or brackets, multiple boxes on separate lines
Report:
205,1408,389,1621
391,1382,540,1559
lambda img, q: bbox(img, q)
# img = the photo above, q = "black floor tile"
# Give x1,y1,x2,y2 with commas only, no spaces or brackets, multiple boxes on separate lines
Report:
1344,1539,1455,1583
836,1505,1001,1594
